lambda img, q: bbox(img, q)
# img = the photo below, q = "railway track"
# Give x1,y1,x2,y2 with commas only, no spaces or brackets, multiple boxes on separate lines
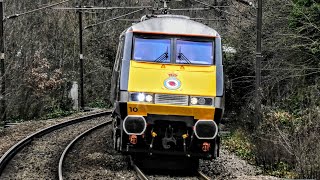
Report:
132,162,149,180
130,156,212,180
197,171,212,180
1,110,212,179
0,110,111,179
58,120,112,180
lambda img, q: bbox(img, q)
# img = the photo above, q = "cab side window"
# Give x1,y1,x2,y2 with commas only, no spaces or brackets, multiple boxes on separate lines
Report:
111,36,125,103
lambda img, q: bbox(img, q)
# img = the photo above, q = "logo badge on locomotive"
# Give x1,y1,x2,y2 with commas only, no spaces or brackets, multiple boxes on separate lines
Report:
164,73,181,90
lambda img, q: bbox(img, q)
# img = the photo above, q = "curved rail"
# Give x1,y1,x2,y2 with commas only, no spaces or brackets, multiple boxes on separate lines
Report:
0,110,111,175
133,163,149,180
198,171,211,180
58,120,112,180
129,156,149,180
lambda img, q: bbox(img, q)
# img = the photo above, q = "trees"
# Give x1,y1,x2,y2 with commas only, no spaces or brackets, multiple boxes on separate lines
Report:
224,0,320,178
290,0,319,56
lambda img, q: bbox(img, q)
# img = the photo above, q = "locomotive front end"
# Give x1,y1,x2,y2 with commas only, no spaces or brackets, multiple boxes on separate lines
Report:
110,16,224,161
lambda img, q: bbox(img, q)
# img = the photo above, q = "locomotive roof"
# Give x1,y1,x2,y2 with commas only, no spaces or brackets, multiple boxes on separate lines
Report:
125,15,219,37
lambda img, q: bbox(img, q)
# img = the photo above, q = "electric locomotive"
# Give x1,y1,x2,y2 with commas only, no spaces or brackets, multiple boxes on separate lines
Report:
110,14,224,166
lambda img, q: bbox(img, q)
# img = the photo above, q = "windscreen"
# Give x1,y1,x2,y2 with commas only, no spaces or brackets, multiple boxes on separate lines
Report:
133,37,171,63
176,40,213,65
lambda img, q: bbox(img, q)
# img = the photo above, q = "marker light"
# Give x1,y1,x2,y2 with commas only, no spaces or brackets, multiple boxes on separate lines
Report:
190,97,198,105
198,97,206,105
145,95,153,102
137,93,145,101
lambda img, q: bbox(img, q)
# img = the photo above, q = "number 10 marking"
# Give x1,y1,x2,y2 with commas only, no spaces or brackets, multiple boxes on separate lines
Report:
129,107,138,112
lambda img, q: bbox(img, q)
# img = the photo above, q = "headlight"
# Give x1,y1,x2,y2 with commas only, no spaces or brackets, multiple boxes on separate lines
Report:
190,96,214,106
137,93,145,101
130,92,154,103
198,97,206,105
145,94,153,102
190,97,198,105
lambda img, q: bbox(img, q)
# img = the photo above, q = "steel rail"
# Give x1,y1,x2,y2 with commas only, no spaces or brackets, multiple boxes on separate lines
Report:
133,163,149,180
58,120,112,180
198,170,211,180
0,110,111,175
129,156,149,180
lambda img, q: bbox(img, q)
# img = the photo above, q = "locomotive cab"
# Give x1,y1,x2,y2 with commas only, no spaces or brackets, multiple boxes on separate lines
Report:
110,15,224,163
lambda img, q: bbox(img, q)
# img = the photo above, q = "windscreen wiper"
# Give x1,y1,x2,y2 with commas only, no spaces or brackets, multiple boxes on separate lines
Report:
154,47,169,62
177,47,191,64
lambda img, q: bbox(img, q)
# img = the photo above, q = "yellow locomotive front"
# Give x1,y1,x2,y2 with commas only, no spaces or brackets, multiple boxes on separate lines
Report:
110,15,224,164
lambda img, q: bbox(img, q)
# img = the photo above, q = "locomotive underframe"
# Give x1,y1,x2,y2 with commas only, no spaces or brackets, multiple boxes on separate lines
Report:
112,103,222,160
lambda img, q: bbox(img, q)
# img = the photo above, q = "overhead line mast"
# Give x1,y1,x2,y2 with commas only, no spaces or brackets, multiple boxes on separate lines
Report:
0,0,5,125
78,4,84,110
255,0,263,126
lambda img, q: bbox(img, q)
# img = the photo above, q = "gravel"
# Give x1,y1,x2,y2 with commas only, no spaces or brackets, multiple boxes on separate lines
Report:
0,116,110,180
131,148,279,180
200,148,280,180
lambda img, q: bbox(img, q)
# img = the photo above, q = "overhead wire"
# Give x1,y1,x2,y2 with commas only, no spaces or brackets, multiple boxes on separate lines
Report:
84,8,145,29
193,0,255,21
183,0,257,37
170,7,210,11
52,6,152,10
4,0,72,20
193,0,238,18
191,18,227,21
114,19,140,22
17,1,256,43
63,0,256,42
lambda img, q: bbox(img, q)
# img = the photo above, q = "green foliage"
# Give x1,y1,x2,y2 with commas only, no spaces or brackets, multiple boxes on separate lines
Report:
7,116,26,123
223,129,255,163
289,0,320,55
88,99,108,108
266,161,299,179
223,122,299,178
254,108,320,178
220,0,320,178
279,85,320,116
43,108,75,120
